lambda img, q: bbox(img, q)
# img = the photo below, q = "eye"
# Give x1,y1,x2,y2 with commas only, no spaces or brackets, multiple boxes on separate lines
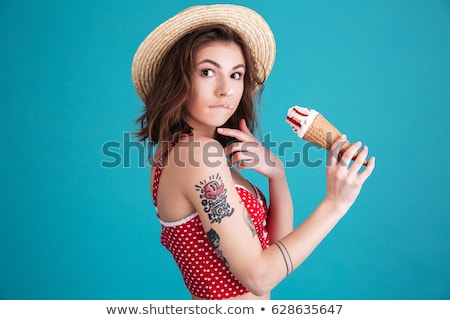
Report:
231,72,243,80
201,69,214,77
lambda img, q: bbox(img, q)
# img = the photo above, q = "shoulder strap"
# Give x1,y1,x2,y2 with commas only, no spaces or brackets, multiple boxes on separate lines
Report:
152,164,163,207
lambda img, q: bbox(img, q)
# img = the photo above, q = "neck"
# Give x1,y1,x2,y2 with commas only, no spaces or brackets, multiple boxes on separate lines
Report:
192,128,217,140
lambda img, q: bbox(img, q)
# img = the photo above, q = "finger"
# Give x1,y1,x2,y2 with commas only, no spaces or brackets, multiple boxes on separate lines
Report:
357,156,376,183
348,145,368,174
224,141,260,157
239,119,252,135
224,142,245,157
230,151,257,169
340,141,362,167
328,134,347,166
217,127,249,141
230,150,254,163
236,160,252,170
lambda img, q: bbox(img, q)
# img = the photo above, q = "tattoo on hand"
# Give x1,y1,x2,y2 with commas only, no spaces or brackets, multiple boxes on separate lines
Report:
195,173,235,223
206,228,229,267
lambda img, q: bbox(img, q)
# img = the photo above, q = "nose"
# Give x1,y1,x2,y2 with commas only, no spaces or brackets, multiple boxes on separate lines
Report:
221,88,233,97
216,76,234,97
217,87,234,97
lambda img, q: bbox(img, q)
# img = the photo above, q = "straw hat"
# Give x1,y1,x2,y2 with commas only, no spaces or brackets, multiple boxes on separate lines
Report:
131,4,276,102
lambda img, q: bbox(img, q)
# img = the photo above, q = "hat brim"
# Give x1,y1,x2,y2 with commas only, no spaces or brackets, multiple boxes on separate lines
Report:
131,4,276,102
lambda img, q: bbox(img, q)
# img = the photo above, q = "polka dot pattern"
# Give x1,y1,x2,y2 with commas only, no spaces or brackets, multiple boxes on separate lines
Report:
235,185,270,250
152,165,270,300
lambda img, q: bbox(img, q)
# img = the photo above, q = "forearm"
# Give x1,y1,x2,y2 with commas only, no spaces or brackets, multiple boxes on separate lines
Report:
266,169,294,242
251,199,347,295
279,199,346,269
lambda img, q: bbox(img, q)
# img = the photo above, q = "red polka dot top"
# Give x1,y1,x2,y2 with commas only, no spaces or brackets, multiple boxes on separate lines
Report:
152,159,270,300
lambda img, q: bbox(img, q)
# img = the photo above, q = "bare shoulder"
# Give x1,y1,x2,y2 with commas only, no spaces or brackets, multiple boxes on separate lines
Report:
168,136,227,172
156,136,229,220
163,136,232,199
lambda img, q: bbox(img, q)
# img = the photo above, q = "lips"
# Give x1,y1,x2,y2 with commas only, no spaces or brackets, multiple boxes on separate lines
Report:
210,104,233,109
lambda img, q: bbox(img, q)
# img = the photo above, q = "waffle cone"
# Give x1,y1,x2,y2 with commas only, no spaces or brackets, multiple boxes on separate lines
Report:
303,114,367,165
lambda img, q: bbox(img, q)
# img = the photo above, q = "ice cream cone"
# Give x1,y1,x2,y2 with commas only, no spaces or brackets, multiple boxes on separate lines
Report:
286,106,368,166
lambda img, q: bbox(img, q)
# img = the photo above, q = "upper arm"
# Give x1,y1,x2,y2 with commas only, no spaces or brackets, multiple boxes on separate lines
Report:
180,138,266,288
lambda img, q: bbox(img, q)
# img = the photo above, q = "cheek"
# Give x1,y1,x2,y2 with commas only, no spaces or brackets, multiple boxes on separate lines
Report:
234,85,245,103
185,84,201,108
189,80,208,103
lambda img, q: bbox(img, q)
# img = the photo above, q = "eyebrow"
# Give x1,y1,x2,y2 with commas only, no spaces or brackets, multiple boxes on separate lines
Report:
197,59,245,70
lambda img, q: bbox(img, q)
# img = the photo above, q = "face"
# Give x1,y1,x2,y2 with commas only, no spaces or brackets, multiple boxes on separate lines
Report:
184,41,245,137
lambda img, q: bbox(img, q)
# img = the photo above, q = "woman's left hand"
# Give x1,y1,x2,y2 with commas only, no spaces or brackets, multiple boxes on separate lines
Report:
217,119,285,179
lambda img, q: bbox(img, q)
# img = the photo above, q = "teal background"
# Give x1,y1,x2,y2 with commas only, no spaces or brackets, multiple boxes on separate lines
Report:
1,0,449,299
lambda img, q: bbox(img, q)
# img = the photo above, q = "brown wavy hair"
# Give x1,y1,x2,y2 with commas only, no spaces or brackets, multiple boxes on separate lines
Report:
135,24,265,162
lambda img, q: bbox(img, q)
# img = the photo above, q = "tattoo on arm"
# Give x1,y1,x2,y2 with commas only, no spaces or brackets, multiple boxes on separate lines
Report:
243,206,256,238
195,173,235,223
206,228,229,267
274,241,294,276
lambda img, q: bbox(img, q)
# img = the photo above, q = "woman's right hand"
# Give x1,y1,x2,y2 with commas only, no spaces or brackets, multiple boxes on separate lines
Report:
324,135,376,213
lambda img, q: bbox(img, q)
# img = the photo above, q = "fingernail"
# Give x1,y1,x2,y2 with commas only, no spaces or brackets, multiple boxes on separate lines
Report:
217,128,224,133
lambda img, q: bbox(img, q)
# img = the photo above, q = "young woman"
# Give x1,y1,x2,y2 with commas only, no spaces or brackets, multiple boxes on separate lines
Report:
131,4,375,300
